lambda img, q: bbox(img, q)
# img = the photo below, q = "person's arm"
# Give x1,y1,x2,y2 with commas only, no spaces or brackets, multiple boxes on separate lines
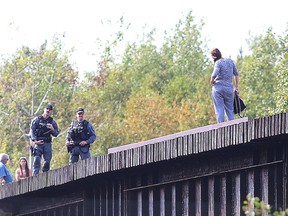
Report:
210,76,216,85
65,122,73,145
15,168,28,180
29,118,38,142
86,123,96,145
30,118,45,145
234,75,239,92
50,120,59,137
0,176,5,185
0,166,6,184
210,61,220,85
80,123,96,146
232,61,239,92
15,168,20,181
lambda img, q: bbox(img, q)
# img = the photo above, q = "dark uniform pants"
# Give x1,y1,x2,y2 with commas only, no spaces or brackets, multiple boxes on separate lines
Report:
33,142,52,175
69,145,90,164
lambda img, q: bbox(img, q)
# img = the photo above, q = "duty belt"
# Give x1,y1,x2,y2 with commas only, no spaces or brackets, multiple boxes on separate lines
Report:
70,141,81,146
37,137,52,142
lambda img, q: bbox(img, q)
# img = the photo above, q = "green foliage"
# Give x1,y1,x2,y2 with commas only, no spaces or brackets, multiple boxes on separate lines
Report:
274,27,288,113
163,75,196,104
243,194,288,216
0,11,287,174
243,194,271,215
238,26,288,118
78,11,215,151
239,28,280,118
0,37,78,171
124,91,181,142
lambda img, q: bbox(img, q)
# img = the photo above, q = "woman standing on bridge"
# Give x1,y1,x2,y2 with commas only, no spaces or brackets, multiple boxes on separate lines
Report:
210,48,239,123
15,157,32,181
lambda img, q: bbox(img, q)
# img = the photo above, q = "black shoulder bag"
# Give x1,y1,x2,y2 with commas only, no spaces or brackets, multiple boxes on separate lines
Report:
234,90,246,117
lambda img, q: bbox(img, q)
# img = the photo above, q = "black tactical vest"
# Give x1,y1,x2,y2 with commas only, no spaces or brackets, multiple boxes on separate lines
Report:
35,116,53,141
70,120,89,143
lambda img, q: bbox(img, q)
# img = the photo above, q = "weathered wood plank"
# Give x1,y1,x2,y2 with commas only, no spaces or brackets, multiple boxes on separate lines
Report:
208,177,214,216
188,134,193,155
149,189,154,216
232,173,241,216
182,136,188,156
160,186,165,216
247,170,254,197
177,137,183,157
282,113,287,134
271,114,275,136
275,113,280,136
195,179,201,216
193,133,198,154
182,181,189,215
220,176,226,216
141,145,147,165
261,167,269,206
137,190,142,216
171,139,177,159
154,143,159,162
171,184,176,216
147,144,153,164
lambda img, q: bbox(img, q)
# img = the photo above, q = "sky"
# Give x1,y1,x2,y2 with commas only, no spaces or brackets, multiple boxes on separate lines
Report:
1,0,287,74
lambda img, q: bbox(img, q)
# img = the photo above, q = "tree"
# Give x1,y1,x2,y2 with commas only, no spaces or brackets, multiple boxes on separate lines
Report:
238,28,280,118
124,91,181,143
0,37,78,170
79,11,215,151
274,26,288,113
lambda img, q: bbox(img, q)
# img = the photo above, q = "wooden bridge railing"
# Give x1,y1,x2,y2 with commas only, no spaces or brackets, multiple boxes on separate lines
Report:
0,113,287,201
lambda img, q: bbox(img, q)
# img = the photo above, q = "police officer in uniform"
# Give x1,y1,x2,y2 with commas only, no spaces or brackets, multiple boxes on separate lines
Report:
66,108,96,164
30,104,59,175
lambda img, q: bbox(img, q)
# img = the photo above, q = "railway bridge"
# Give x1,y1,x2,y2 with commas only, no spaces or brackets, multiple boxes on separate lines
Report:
0,112,288,216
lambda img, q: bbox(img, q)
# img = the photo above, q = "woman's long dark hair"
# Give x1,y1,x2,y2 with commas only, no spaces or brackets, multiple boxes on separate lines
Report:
211,48,222,62
19,157,30,177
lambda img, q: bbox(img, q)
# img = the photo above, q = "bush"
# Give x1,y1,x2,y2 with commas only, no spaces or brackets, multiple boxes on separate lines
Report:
243,194,288,216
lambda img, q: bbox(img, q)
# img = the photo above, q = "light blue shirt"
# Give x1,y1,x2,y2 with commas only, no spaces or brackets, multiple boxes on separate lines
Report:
0,162,13,183
211,58,238,88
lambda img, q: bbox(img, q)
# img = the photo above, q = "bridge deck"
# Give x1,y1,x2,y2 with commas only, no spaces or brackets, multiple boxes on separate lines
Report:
108,117,249,153
1,113,288,216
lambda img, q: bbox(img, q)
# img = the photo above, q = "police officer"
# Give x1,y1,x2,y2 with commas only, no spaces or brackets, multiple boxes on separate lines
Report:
66,108,96,164
30,104,59,175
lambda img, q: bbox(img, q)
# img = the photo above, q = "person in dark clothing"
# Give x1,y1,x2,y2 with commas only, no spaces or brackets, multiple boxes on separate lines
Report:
30,104,59,175
66,108,96,164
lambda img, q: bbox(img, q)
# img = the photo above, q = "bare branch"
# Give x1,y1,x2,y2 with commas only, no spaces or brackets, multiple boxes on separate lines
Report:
34,73,54,115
